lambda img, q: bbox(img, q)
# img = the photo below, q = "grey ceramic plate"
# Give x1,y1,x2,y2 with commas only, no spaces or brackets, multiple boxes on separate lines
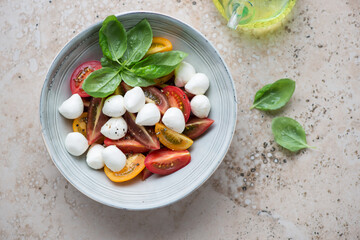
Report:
40,12,237,210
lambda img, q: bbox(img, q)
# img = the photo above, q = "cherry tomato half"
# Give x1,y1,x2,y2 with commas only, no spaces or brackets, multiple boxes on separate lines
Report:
104,154,145,182
72,112,88,137
155,123,193,150
141,168,153,181
184,90,195,100
87,98,108,145
162,86,191,122
146,37,173,56
104,137,149,154
183,118,214,140
143,86,169,115
144,148,191,175
70,61,101,97
123,112,160,150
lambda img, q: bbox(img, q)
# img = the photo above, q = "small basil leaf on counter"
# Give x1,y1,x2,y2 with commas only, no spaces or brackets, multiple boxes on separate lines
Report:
131,51,187,79
83,67,122,98
99,15,127,62
100,56,122,69
271,117,314,152
122,19,153,66
251,78,295,110
121,70,156,87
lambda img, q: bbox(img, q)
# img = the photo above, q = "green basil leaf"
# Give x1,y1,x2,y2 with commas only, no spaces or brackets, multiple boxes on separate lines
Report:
251,78,295,110
83,67,122,98
122,19,153,66
100,56,121,69
131,51,187,79
99,15,127,62
272,117,314,152
121,70,156,87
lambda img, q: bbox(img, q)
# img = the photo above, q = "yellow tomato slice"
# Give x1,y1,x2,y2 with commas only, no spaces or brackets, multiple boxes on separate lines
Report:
72,112,87,137
104,154,146,182
155,123,193,151
146,37,173,56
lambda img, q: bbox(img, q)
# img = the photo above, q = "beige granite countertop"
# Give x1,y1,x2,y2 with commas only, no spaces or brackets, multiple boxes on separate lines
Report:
1,0,359,239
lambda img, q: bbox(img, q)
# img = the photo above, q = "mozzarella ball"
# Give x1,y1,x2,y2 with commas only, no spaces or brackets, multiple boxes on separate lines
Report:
100,117,128,140
102,145,126,172
86,144,105,169
135,103,161,126
191,95,211,118
185,73,210,95
65,132,88,156
102,95,126,117
175,61,196,87
124,87,145,113
162,107,185,133
58,94,84,119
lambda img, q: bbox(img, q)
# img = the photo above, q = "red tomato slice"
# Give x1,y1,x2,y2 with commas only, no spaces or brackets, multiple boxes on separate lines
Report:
87,98,109,145
104,137,149,153
143,86,169,115
183,118,214,139
141,168,153,181
70,61,101,97
144,149,191,175
123,112,160,150
162,86,191,122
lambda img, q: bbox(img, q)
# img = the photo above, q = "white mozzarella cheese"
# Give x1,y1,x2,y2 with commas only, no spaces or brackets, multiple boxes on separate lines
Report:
102,145,126,172
190,95,211,118
86,144,105,169
185,73,210,95
135,103,161,126
162,107,185,133
124,87,145,113
58,94,84,119
100,117,128,140
174,61,196,87
65,132,88,156
102,95,126,117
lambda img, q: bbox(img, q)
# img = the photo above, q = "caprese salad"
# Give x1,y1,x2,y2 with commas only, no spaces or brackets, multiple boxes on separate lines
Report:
58,16,214,183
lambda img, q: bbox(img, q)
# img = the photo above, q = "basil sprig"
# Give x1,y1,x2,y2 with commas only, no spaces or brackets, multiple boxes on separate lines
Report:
83,15,187,98
82,67,122,98
99,15,127,62
272,117,315,152
121,69,156,87
251,78,295,110
121,19,153,66
132,51,188,79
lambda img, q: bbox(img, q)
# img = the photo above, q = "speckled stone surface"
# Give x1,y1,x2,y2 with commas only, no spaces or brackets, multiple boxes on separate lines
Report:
1,0,359,239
